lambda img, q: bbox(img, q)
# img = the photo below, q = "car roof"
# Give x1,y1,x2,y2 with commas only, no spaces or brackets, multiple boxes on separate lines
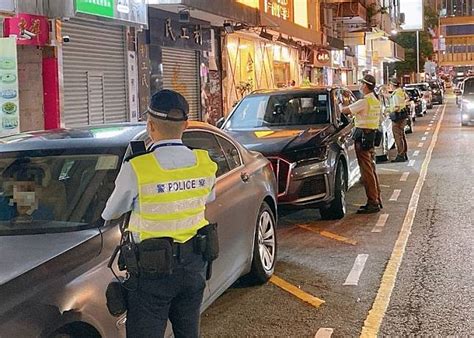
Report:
248,86,333,96
0,121,222,153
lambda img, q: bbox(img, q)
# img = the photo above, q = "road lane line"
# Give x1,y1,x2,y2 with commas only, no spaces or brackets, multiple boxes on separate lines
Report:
380,168,399,172
413,150,420,157
299,225,357,246
417,143,424,148
270,275,325,308
400,172,410,181
421,136,427,141
429,123,433,127
424,132,429,135
361,103,447,338
315,328,334,338
389,189,401,201
371,214,389,233
344,254,369,285
380,184,390,188
427,127,431,131
408,160,415,167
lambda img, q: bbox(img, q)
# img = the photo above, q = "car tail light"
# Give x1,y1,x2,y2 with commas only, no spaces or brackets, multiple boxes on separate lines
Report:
268,157,291,196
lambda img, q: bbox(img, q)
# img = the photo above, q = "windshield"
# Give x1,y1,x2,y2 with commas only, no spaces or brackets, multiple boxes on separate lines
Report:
464,79,474,95
406,89,419,98
225,92,330,130
0,150,121,235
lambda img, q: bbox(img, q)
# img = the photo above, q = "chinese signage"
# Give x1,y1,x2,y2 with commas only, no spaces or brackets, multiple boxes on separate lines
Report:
3,14,50,46
0,38,20,137
266,0,291,21
137,30,150,119
315,49,330,65
75,0,148,27
164,18,203,45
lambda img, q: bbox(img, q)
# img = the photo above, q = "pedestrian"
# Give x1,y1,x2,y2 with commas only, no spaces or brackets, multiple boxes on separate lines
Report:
388,78,409,162
341,74,382,214
102,89,218,338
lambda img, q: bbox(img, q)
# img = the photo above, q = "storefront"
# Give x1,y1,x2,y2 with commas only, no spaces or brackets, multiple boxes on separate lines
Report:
311,48,332,86
223,32,301,113
146,7,219,122
59,0,147,127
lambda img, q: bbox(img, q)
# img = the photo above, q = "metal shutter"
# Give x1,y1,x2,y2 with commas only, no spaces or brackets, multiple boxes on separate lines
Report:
162,48,200,121
62,19,128,127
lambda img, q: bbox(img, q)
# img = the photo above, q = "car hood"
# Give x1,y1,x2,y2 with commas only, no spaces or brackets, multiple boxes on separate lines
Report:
225,125,333,156
0,229,99,286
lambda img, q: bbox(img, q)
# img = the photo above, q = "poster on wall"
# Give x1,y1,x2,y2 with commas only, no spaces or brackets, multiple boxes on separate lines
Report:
0,37,20,137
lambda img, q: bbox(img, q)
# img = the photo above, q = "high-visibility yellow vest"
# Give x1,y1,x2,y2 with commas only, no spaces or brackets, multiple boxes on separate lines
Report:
354,93,380,129
128,149,217,243
390,88,407,112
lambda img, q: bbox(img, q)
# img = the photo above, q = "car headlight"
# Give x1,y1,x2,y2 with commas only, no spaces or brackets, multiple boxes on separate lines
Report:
462,114,469,120
284,146,328,165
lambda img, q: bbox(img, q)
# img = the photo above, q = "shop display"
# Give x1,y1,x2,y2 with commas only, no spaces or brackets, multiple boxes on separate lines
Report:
0,37,20,137
0,58,16,70
1,74,17,83
0,89,17,99
2,102,17,114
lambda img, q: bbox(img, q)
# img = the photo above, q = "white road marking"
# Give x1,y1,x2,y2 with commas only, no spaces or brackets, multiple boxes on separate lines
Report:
400,172,410,181
344,254,369,285
424,132,429,135
408,160,416,167
315,328,334,338
413,150,420,157
430,120,434,123
418,143,424,148
427,127,431,131
429,123,433,126
421,136,427,141
380,184,390,188
380,168,399,172
372,214,389,233
389,189,401,201
361,103,447,337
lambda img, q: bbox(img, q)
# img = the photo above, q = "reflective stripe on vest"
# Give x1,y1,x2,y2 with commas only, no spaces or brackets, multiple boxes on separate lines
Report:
355,93,380,129
128,149,217,243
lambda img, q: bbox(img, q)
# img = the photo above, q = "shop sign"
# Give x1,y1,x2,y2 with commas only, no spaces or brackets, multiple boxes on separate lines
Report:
75,0,148,27
164,18,202,45
316,49,330,65
3,14,49,46
266,0,290,20
0,37,20,137
0,0,15,13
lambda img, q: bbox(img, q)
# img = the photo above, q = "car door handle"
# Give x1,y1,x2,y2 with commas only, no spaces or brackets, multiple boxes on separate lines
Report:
241,172,250,182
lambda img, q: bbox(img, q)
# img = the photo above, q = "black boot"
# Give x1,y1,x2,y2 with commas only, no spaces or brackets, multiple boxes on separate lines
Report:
357,204,381,214
404,154,409,161
391,155,406,163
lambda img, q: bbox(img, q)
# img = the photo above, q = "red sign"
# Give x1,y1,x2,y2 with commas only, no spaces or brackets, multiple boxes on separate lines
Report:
316,49,330,64
3,14,49,46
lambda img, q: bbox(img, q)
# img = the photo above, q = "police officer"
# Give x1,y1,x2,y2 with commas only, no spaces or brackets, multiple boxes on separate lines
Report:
388,78,409,162
341,74,382,214
102,89,217,338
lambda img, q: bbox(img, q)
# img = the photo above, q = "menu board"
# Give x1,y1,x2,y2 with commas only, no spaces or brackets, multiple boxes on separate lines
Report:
0,37,20,137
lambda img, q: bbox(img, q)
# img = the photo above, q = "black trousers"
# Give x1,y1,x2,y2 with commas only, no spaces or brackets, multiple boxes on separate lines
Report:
125,251,206,338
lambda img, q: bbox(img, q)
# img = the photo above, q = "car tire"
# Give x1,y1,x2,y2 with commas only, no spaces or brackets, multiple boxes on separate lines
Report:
246,202,277,285
320,162,346,220
406,119,413,134
428,103,433,109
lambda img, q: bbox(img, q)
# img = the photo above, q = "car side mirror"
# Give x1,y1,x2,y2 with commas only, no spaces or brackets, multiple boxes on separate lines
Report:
216,118,225,129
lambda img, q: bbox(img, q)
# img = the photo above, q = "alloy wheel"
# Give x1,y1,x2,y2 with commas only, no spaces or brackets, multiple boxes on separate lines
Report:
258,211,276,271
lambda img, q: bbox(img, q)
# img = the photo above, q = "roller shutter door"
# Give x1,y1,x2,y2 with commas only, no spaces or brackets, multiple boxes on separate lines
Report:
162,48,200,121
62,19,128,127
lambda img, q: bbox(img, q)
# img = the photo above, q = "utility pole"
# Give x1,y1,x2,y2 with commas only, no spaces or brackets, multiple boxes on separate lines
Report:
416,30,420,82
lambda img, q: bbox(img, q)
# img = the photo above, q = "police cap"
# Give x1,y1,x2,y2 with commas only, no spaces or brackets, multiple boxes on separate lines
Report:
389,77,401,86
359,74,376,87
147,89,189,122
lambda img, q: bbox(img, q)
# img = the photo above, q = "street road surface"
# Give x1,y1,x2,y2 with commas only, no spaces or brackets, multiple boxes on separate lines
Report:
201,97,474,337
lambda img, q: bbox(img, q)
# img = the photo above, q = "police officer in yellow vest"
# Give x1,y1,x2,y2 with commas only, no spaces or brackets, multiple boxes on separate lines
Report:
102,90,218,338
342,74,382,214
388,78,409,162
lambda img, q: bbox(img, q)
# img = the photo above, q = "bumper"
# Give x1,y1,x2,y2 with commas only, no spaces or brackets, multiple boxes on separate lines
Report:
432,93,443,103
461,110,474,124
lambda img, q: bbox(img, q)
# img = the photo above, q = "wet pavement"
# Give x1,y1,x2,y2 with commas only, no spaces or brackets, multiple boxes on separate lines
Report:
200,97,474,337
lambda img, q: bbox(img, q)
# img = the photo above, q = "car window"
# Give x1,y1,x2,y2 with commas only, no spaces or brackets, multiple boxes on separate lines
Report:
464,78,474,95
216,136,242,171
0,151,121,235
182,131,230,177
225,92,330,129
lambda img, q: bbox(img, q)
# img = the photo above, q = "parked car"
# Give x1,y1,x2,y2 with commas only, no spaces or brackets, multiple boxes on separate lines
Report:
0,122,278,337
349,86,395,161
220,87,361,220
404,83,433,109
428,81,444,104
460,77,474,126
455,81,464,106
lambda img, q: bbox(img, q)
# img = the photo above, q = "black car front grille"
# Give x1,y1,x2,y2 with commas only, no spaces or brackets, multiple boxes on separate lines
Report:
268,157,291,195
299,175,326,198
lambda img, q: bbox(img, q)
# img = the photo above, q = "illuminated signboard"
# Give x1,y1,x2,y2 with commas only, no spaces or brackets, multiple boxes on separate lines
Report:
265,0,291,21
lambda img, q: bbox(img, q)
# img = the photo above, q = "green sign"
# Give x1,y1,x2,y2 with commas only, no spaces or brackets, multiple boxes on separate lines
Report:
75,0,114,18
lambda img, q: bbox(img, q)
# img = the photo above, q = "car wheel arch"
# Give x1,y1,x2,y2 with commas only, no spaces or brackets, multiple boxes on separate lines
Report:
43,319,101,338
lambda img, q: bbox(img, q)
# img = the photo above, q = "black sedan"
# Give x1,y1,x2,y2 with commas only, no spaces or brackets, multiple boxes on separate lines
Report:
220,87,361,220
405,87,426,117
